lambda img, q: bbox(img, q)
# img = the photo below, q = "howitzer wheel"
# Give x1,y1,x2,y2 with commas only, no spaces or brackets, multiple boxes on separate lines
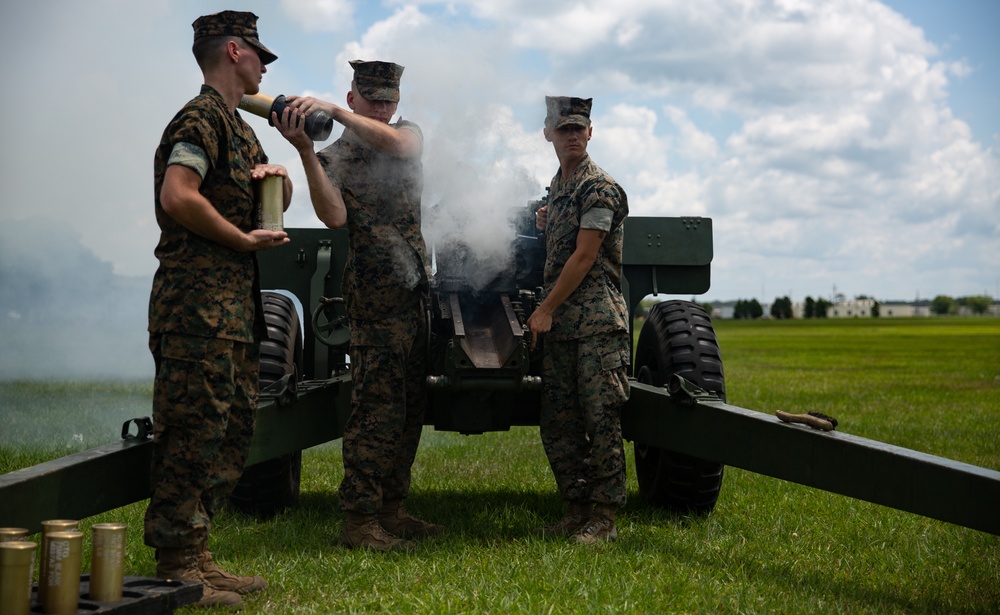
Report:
633,300,725,514
229,291,304,518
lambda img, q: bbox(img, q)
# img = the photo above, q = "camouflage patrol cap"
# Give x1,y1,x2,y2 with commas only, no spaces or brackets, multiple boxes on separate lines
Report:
545,96,593,129
350,60,405,103
193,11,278,65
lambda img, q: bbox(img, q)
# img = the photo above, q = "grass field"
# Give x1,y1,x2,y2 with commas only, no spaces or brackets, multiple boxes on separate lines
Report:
1,317,998,613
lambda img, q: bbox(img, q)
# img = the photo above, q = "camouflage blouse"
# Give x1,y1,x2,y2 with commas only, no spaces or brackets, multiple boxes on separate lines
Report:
148,85,267,342
317,120,429,320
543,154,629,340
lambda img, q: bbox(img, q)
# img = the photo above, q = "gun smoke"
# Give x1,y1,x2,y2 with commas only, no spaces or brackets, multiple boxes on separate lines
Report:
340,15,551,291
0,218,153,382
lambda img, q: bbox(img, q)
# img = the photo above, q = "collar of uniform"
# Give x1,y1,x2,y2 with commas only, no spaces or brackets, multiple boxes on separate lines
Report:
199,84,250,135
199,84,227,106
553,153,592,190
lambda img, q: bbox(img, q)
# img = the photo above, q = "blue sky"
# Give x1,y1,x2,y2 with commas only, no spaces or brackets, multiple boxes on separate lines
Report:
1,0,997,304
881,0,999,146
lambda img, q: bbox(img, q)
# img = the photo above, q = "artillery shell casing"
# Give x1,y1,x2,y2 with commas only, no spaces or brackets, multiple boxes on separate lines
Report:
41,530,83,615
239,93,277,119
37,520,78,607
255,175,284,232
0,541,36,615
88,523,127,602
0,528,29,543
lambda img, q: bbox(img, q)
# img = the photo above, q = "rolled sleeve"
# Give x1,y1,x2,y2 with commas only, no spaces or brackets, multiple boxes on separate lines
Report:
167,142,210,180
580,207,613,232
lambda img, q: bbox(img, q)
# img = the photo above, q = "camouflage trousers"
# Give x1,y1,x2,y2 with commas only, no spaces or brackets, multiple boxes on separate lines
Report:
144,333,258,549
339,304,428,514
540,332,631,507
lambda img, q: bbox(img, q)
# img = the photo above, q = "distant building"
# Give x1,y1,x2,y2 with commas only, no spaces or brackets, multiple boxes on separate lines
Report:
708,298,996,319
828,299,876,318
712,304,735,320
880,303,930,317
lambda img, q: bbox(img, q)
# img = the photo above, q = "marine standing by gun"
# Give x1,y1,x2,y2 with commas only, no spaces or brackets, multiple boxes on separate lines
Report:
146,11,293,608
527,96,630,544
276,60,442,550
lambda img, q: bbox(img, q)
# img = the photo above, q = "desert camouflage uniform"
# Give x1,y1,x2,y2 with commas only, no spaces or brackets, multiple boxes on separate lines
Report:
145,85,268,548
541,154,630,508
317,121,430,515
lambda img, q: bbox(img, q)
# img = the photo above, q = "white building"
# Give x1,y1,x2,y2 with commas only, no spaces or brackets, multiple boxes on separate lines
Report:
828,299,876,318
879,303,931,317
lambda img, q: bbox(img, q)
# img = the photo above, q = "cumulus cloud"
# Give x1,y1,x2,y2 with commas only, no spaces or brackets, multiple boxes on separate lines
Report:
1,0,996,322
281,0,355,32
490,0,1000,301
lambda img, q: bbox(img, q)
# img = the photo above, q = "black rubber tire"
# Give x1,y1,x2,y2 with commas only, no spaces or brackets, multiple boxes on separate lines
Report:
228,291,304,518
633,300,726,514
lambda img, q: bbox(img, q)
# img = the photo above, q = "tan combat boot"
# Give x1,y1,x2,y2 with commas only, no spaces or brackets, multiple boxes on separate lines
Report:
340,512,415,551
198,545,267,595
156,547,242,608
570,503,618,544
378,499,445,539
534,501,593,537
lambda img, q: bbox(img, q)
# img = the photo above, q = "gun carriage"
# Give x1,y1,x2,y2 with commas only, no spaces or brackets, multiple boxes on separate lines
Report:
2,202,998,538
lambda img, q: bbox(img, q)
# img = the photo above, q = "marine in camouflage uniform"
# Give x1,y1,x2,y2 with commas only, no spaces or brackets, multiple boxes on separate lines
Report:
528,96,630,544
145,10,289,607
275,60,440,550
318,111,429,518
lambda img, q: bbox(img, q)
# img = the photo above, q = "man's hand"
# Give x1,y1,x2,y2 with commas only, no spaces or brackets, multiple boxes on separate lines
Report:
285,95,339,120
251,162,293,211
535,205,548,232
273,105,311,153
243,228,289,252
526,306,553,351
250,163,288,181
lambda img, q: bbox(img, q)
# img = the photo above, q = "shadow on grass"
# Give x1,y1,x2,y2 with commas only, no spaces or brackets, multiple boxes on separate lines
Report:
218,486,983,614
224,485,699,552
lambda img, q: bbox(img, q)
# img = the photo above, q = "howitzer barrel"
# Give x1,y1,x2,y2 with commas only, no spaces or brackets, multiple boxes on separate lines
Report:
435,291,530,376
426,286,541,433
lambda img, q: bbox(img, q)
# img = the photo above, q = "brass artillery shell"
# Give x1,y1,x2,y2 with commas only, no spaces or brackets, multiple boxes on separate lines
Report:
88,523,127,602
37,520,78,606
40,530,83,615
0,541,36,615
239,93,277,119
0,528,29,543
255,175,284,231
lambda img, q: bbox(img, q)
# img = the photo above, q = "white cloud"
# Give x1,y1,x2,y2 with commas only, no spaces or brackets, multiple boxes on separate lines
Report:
280,0,355,32
0,0,996,304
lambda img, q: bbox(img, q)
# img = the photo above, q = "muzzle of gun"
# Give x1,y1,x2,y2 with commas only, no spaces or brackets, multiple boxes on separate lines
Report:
239,93,334,141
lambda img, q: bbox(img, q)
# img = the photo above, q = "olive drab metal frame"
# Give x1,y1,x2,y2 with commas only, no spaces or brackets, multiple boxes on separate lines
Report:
1,217,997,536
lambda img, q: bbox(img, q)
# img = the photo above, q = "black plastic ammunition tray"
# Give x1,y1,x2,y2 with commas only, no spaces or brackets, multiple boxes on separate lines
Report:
30,575,201,614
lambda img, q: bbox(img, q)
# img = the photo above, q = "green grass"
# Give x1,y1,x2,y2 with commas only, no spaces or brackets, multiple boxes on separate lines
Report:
0,379,153,472
716,318,1000,466
2,318,998,613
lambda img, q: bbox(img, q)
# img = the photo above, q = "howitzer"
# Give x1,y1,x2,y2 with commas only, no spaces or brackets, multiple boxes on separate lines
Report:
423,208,546,433
1,203,998,537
